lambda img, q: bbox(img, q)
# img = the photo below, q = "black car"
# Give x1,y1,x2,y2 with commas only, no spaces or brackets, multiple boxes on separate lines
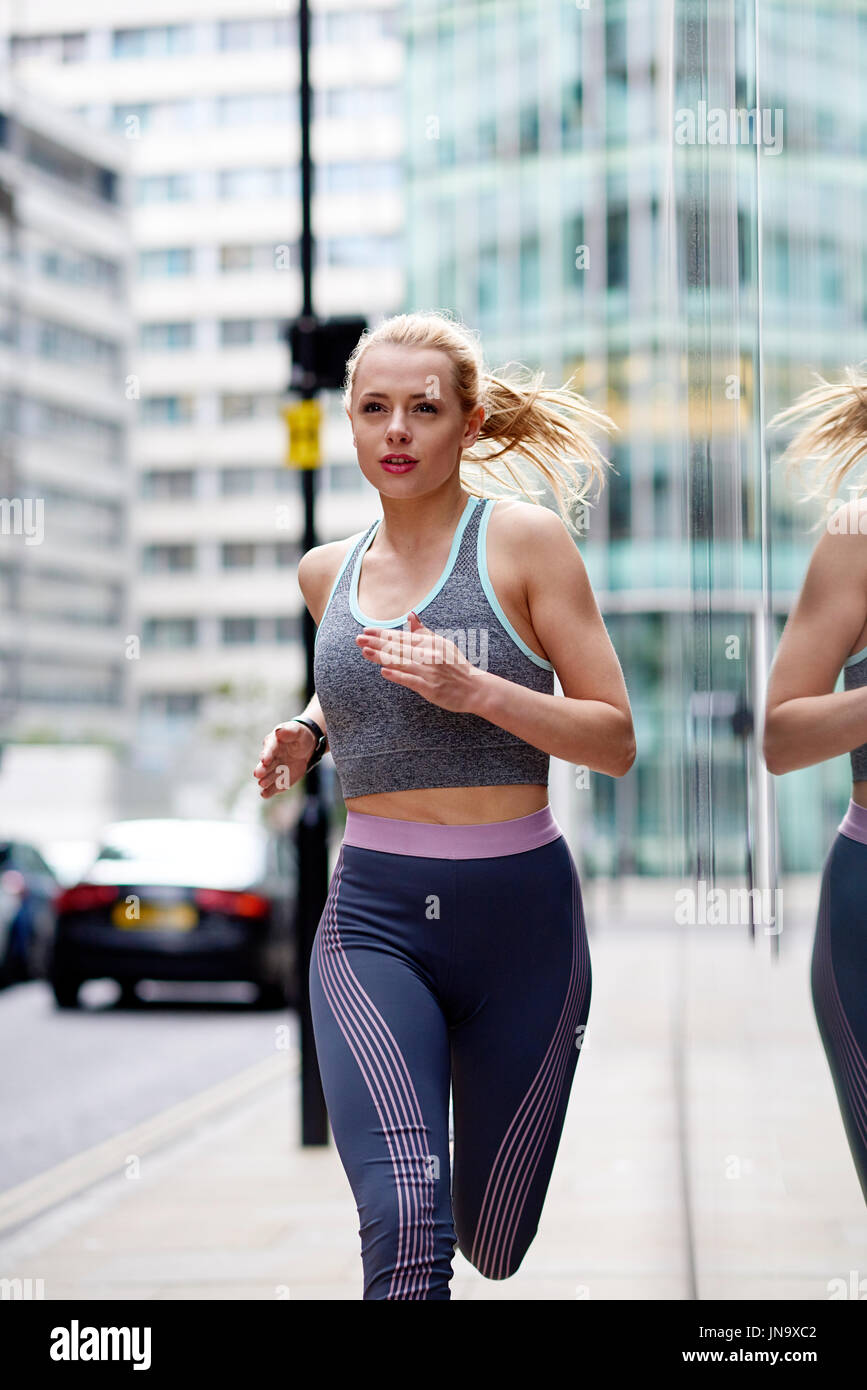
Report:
49,818,297,1009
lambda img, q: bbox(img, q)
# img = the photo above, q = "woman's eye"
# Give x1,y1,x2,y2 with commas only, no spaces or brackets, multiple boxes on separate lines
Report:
361,402,437,414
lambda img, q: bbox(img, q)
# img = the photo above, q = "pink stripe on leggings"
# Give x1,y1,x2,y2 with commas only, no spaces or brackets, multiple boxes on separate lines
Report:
470,853,587,1279
315,847,436,1297
342,804,563,859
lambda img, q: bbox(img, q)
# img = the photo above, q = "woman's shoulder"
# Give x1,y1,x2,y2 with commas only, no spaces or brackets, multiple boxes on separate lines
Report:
484,494,582,561
483,495,589,611
824,495,867,542
297,526,372,622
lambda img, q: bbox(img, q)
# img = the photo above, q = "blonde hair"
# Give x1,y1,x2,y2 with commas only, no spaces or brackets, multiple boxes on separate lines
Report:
768,363,867,530
342,308,617,529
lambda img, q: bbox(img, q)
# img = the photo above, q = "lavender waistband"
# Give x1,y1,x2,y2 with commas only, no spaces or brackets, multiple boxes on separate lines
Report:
342,804,564,859
838,798,867,846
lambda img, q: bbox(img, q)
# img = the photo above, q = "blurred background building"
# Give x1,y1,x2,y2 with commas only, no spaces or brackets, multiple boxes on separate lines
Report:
1,0,865,877
1,1,403,829
403,0,867,880
0,76,132,742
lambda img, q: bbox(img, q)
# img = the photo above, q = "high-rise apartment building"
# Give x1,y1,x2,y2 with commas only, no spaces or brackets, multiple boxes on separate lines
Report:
0,73,133,742
7,3,404,806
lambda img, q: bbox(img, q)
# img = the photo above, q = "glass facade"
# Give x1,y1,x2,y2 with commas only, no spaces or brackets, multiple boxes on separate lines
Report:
404,0,867,876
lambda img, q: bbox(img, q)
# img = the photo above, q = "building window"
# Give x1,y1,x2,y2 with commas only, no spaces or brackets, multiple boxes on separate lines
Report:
322,161,401,193
11,33,87,63
136,173,193,203
326,462,365,493
320,86,400,119
112,103,150,132
112,100,196,132
112,26,195,59
561,80,583,148
143,618,198,648
222,617,257,644
519,234,540,307
220,393,281,421
325,235,402,266
220,319,254,346
317,10,400,44
37,319,119,370
217,166,296,199
274,543,299,568
24,134,115,203
141,470,195,499
19,398,122,460
137,247,193,278
142,544,195,573
219,243,286,272
275,616,301,643
564,212,587,291
139,322,194,351
140,691,201,716
217,92,293,125
271,467,295,492
219,318,284,345
220,468,257,495
218,18,294,50
519,107,539,155
141,395,195,425
607,208,629,290
221,543,256,569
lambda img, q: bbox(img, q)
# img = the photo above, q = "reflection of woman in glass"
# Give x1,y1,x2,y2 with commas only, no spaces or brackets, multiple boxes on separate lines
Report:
763,365,867,1205
255,310,635,1297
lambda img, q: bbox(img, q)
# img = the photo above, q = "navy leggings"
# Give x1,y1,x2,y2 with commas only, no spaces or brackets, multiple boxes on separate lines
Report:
309,805,591,1299
811,802,867,1206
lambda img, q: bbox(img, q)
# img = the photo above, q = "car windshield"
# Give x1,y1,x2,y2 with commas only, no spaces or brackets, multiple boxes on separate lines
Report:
91,820,266,888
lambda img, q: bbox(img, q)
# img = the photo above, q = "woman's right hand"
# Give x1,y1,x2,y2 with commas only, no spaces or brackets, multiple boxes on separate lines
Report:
253,721,317,798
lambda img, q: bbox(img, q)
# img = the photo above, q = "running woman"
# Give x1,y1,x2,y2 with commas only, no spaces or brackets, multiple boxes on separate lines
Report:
254,310,636,1297
763,365,867,1205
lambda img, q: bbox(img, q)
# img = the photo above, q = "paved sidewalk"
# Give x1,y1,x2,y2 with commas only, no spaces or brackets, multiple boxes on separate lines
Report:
0,877,864,1300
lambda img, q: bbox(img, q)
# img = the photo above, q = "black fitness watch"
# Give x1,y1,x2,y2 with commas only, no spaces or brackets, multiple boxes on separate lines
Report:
291,716,328,772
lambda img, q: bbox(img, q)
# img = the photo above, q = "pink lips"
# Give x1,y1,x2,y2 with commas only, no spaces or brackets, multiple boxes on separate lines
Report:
381,458,418,473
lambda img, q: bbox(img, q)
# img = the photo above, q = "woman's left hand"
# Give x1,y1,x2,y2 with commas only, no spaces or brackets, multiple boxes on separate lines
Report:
355,611,484,715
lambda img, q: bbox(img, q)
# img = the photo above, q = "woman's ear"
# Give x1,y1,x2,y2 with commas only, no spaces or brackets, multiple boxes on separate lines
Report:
464,404,484,448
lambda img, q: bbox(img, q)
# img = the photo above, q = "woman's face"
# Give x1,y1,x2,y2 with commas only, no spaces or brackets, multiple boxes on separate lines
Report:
346,344,483,497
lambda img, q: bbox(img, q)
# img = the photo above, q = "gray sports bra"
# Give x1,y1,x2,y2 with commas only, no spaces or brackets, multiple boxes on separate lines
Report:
312,493,555,799
844,643,867,780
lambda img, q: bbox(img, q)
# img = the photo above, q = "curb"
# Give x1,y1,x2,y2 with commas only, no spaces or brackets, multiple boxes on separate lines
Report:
0,1050,297,1236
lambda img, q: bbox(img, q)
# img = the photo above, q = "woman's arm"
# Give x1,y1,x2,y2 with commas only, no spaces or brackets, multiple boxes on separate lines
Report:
295,691,328,750
763,504,867,775
471,505,635,777
292,537,363,746
254,540,355,796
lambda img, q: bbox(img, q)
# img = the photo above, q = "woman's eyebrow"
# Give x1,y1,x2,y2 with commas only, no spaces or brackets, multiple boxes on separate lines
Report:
360,391,433,401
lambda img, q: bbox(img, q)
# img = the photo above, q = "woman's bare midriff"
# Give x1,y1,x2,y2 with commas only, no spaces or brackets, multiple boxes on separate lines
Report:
344,783,549,825
853,782,867,810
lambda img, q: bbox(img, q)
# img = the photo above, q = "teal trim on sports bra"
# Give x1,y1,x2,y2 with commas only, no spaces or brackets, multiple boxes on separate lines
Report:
477,499,555,671
844,643,867,668
348,493,479,627
314,531,366,652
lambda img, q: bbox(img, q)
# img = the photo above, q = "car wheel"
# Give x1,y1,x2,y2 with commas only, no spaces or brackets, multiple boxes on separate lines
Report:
0,932,26,987
51,974,83,1008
